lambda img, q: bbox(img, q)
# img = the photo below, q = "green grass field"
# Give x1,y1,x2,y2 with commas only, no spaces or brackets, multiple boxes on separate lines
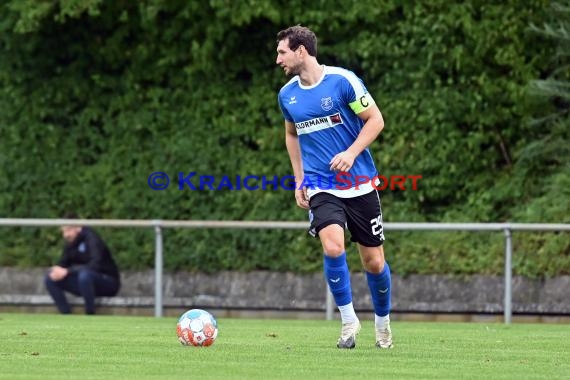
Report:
0,313,568,380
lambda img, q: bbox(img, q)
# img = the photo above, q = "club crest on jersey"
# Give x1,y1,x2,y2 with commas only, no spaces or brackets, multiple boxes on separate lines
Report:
321,97,333,111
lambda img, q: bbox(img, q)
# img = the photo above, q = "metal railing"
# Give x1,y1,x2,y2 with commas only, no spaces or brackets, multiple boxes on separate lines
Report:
1,218,569,324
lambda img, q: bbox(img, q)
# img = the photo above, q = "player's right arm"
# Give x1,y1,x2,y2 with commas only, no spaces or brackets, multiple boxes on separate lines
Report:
285,121,309,209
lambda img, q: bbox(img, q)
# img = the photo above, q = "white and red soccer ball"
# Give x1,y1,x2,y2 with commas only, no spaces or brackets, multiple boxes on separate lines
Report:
176,309,218,347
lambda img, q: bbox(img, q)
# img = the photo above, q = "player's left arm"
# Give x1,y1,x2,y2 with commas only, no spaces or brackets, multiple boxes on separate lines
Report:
329,94,384,172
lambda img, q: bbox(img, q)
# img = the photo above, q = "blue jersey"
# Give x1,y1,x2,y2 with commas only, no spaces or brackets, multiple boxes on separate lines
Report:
278,65,379,198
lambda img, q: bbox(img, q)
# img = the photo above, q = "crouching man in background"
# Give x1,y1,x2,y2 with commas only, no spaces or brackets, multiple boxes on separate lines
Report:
45,214,121,315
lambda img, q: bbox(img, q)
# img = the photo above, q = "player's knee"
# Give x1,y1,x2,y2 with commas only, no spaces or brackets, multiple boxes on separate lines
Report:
363,256,385,273
322,240,345,256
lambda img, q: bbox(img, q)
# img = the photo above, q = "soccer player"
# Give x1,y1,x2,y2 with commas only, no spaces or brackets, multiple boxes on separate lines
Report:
276,25,393,349
45,214,121,315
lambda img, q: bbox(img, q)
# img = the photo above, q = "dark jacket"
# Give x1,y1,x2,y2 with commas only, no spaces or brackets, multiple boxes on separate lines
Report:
58,227,120,282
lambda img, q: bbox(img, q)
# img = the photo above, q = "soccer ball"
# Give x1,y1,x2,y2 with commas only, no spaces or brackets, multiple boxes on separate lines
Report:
176,309,218,347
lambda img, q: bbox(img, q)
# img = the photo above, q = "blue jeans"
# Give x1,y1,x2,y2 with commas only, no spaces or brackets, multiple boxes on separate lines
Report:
44,269,120,315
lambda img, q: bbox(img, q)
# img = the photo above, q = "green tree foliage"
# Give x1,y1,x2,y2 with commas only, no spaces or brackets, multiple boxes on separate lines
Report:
0,0,568,277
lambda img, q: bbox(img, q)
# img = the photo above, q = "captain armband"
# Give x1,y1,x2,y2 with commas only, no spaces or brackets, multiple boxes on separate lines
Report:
349,92,376,114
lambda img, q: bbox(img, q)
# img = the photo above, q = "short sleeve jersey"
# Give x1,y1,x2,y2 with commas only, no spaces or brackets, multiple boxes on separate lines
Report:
278,65,379,198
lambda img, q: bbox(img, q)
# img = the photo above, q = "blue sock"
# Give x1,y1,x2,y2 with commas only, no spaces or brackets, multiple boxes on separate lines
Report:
366,262,391,317
323,252,352,307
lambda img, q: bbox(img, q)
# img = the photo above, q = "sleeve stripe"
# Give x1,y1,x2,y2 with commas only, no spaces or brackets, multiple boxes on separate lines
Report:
326,66,367,98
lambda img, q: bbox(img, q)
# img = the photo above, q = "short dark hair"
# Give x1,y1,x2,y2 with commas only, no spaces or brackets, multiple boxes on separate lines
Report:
276,25,317,57
63,212,79,219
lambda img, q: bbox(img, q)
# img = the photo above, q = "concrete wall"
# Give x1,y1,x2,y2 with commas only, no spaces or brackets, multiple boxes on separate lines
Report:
1,268,568,318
